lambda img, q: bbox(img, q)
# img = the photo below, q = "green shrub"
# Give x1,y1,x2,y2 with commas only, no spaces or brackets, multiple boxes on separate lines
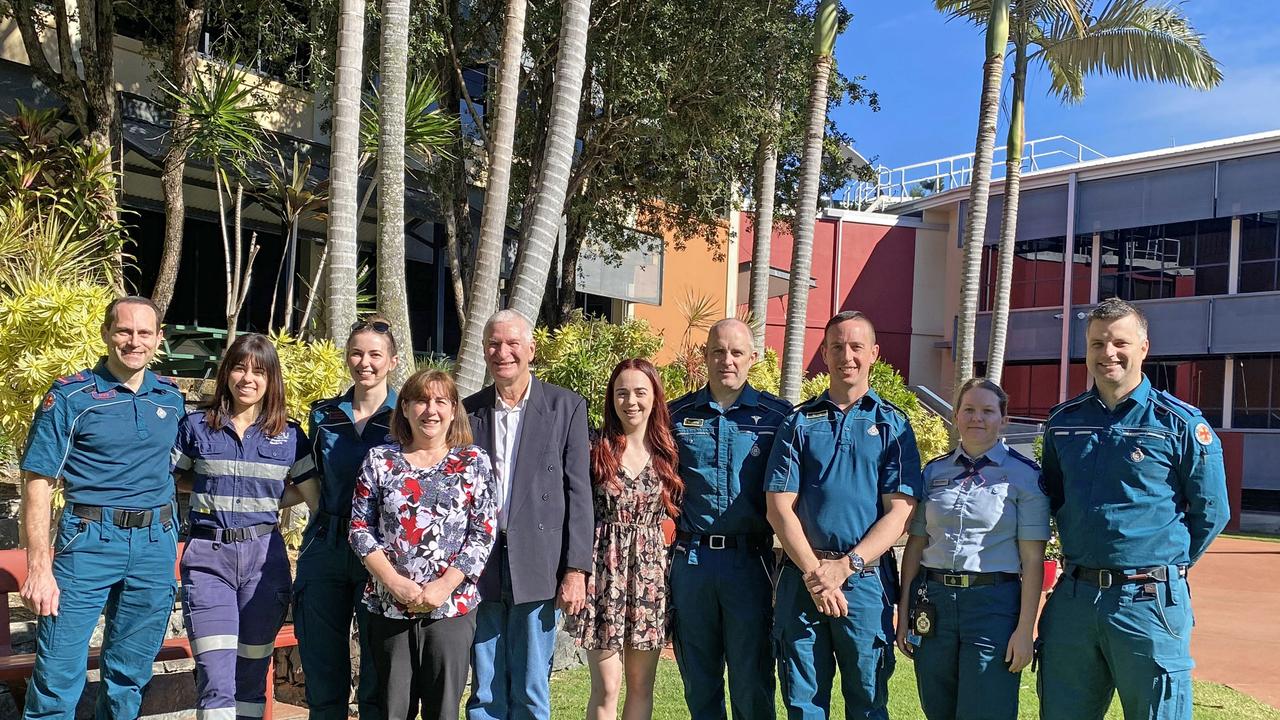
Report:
0,280,113,455
533,312,663,429
270,331,349,422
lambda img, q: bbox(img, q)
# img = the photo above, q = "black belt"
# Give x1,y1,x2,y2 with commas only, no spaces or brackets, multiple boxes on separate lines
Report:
188,522,278,543
674,531,771,550
1070,564,1186,588
318,511,350,537
71,504,172,529
924,570,1019,588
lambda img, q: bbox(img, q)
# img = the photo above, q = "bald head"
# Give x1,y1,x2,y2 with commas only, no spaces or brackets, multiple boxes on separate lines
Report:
704,318,757,395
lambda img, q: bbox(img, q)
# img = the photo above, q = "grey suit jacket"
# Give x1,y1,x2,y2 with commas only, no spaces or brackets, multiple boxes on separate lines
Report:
465,376,593,605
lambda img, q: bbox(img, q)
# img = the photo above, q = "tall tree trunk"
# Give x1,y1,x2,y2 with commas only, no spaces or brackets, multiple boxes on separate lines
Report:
454,0,528,396
954,0,1009,393
153,0,205,319
377,0,414,380
748,94,781,354
779,0,839,404
987,32,1027,385
506,0,592,322
326,0,367,342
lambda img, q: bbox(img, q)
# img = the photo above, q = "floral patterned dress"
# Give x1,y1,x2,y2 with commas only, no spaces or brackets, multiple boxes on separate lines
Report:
568,462,668,651
348,443,497,620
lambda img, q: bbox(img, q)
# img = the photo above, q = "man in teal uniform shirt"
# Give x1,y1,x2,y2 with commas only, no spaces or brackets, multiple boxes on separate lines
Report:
1038,298,1229,720
766,311,922,719
19,296,186,719
668,318,792,719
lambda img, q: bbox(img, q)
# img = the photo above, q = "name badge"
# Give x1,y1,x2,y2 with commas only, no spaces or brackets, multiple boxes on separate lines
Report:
681,418,705,428
805,410,828,420
930,477,950,488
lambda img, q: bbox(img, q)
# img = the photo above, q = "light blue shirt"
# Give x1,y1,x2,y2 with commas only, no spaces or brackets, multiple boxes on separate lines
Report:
910,440,1050,574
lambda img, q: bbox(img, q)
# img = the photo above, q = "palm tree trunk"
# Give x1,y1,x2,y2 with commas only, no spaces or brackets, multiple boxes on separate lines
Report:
325,0,366,342
987,32,1027,385
377,0,414,381
954,0,1008,392
779,0,839,404
506,0,593,323
455,0,528,396
152,0,205,320
748,94,781,354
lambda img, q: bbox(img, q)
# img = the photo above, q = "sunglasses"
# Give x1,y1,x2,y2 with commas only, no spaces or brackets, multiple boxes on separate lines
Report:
351,320,392,334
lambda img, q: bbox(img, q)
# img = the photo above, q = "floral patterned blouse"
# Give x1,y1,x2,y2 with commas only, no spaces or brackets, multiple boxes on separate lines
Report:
349,443,497,619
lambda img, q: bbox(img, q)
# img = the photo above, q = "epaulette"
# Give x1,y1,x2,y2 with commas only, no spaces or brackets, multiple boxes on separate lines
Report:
1154,390,1200,420
1007,447,1041,471
54,370,91,386
757,391,795,415
1047,391,1092,420
156,376,180,387
923,451,954,468
667,391,699,414
877,396,911,423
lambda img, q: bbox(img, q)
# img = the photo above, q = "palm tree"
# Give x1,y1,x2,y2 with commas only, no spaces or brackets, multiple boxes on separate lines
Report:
326,0,367,342
953,0,1009,393
252,152,329,333
505,0,593,324
455,0,528,396
779,0,840,404
944,0,1220,382
377,0,414,383
749,71,783,355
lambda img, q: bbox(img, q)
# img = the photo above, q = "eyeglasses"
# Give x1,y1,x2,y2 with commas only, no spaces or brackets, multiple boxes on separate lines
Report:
350,319,392,334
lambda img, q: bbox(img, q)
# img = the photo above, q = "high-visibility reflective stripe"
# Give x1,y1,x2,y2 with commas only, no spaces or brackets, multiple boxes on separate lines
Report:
289,455,315,478
193,458,291,481
236,701,266,718
195,707,236,720
173,449,194,471
191,634,238,654
190,494,282,514
237,641,275,659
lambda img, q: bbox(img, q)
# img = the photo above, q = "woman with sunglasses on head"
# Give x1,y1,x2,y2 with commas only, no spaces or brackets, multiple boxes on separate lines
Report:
172,333,316,720
349,368,496,720
293,315,400,720
566,358,683,720
896,378,1050,720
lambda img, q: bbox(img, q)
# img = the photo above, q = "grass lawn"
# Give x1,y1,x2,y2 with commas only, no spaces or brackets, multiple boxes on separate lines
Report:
548,658,1280,719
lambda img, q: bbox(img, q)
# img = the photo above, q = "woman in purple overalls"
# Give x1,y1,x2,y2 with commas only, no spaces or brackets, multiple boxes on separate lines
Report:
172,333,317,720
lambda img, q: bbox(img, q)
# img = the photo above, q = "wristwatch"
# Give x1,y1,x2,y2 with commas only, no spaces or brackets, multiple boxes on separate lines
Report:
847,550,865,574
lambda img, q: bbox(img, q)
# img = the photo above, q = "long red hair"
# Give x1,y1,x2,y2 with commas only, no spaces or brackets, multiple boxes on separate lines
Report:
591,358,683,518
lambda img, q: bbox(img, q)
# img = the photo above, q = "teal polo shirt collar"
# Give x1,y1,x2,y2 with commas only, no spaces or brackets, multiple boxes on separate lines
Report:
92,358,161,395
334,385,399,424
1083,375,1153,413
809,387,883,413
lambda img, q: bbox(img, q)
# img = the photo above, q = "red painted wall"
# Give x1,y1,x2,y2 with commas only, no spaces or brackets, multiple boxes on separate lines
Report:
740,213,916,380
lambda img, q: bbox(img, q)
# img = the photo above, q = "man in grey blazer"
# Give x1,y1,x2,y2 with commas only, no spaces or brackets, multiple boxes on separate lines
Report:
464,309,593,720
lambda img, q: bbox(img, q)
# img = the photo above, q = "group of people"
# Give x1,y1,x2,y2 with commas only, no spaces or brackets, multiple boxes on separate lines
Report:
16,293,1228,720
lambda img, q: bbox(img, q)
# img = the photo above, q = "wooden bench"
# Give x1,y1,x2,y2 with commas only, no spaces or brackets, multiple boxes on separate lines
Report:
0,544,299,720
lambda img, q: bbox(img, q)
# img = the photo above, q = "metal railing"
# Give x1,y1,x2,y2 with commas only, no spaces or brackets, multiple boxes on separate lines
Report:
838,135,1105,211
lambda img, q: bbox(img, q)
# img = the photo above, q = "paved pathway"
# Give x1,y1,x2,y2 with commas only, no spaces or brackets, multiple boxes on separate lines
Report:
1189,536,1280,708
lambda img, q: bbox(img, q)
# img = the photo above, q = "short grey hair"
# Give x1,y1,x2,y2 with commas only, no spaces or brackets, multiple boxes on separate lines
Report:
1088,297,1148,337
483,309,534,343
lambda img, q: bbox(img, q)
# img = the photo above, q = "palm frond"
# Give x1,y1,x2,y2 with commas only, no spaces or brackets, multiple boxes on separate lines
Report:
360,74,459,173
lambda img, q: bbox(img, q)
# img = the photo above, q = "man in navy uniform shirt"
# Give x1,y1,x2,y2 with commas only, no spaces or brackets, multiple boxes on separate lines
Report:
766,311,922,719
1037,298,1229,720
19,296,186,719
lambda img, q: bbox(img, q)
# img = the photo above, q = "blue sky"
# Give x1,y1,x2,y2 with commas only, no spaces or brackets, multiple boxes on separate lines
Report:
829,1,1280,171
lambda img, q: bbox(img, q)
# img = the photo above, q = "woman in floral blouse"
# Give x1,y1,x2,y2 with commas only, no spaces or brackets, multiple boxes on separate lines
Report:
348,369,497,720
567,358,683,720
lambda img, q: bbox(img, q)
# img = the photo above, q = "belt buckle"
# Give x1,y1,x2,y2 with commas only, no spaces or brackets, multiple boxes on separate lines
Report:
707,535,726,550
117,509,148,528
1098,570,1113,589
943,574,969,588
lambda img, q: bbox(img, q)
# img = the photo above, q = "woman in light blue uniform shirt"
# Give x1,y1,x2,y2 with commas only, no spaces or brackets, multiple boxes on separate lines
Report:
896,378,1050,720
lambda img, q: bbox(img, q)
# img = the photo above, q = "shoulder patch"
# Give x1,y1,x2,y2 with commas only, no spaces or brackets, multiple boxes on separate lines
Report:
54,370,90,386
1193,422,1215,446
39,392,56,412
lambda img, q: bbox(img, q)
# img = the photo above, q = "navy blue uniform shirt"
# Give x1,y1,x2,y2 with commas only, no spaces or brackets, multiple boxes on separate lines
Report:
308,388,398,518
1041,376,1229,569
173,410,316,530
669,383,792,536
21,360,185,510
765,388,924,551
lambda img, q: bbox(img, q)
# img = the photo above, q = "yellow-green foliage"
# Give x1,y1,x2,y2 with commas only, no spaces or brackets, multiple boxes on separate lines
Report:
0,280,113,454
533,312,663,429
792,362,951,467
748,347,782,396
271,331,349,421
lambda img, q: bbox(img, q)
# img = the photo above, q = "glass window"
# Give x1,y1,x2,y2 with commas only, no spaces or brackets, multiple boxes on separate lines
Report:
1239,213,1280,294
1145,358,1225,427
1096,219,1231,300
1232,355,1280,429
979,236,1081,311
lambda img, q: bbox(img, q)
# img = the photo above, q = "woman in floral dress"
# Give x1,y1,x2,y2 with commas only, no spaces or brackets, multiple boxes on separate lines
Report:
568,358,683,720
348,369,497,720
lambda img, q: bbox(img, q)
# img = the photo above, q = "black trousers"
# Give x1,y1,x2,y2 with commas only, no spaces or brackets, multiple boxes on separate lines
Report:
367,610,478,720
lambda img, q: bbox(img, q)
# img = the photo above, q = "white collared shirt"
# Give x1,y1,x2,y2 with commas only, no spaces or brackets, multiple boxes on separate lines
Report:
492,389,529,530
